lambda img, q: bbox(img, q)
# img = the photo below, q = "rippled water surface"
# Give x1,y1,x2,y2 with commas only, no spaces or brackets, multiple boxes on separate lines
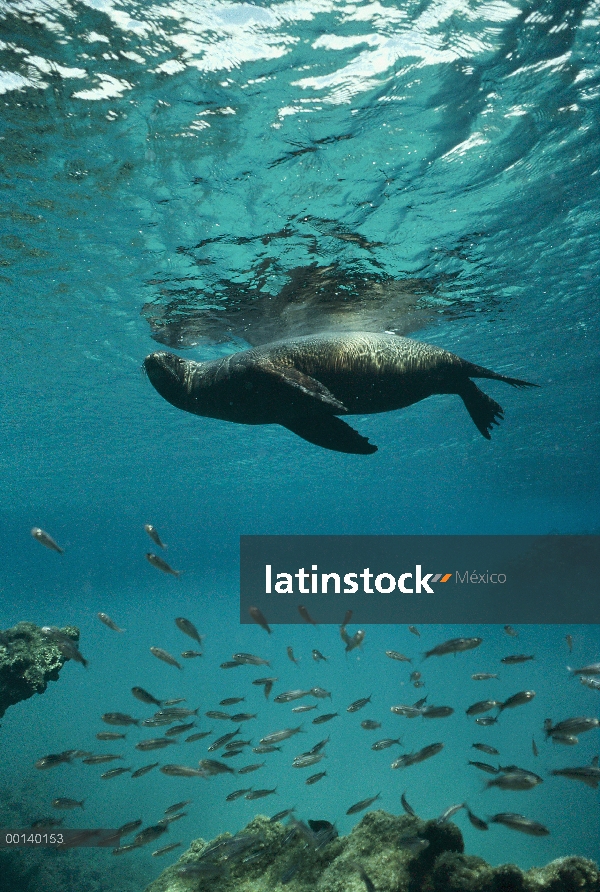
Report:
0,0,599,889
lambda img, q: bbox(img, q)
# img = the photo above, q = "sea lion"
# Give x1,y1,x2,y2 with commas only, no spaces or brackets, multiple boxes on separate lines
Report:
143,332,537,455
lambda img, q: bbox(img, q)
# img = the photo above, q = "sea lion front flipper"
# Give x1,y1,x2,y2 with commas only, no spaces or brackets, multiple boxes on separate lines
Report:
255,360,348,412
458,379,504,439
280,414,378,455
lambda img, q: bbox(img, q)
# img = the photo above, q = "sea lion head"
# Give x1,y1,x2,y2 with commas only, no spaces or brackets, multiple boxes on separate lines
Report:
144,351,192,412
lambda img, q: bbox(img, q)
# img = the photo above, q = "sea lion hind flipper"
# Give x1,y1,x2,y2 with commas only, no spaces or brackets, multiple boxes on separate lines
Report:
463,362,539,389
280,415,377,455
254,360,347,412
458,380,504,440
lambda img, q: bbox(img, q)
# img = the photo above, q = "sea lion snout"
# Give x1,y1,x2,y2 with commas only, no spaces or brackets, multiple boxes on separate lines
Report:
144,351,185,386
144,351,190,406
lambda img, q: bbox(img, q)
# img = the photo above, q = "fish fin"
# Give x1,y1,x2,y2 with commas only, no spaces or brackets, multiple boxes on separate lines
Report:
255,360,347,412
280,414,377,455
458,380,504,439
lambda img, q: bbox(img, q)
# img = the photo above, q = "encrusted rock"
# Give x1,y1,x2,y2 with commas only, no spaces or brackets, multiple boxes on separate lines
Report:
0,621,78,718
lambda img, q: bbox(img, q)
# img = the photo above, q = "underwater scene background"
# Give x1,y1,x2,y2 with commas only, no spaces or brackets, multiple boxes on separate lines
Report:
0,0,599,889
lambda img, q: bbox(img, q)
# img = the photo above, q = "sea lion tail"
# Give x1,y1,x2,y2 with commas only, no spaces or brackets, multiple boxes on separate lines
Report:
464,363,539,389
458,380,504,440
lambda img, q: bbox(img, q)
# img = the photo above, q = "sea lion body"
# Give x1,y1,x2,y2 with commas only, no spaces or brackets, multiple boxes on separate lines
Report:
144,332,536,454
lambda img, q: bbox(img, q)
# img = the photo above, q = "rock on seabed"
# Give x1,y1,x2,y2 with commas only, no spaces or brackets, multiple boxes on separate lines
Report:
0,621,77,718
143,810,600,892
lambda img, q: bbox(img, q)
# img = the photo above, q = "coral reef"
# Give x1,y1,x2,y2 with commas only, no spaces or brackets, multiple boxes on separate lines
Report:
0,622,77,719
143,810,600,892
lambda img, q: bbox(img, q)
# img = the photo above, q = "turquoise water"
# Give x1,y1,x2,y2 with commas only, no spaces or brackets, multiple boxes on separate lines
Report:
0,0,599,888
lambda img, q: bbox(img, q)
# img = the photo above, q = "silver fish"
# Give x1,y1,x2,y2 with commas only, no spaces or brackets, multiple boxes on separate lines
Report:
546,716,599,736
165,800,193,815
472,743,499,755
97,613,125,632
226,788,252,801
568,662,600,676
131,686,162,706
260,726,304,745
436,803,464,824
298,605,318,625
372,738,402,751
549,766,600,788
468,761,499,775
347,696,372,713
466,700,502,716
82,754,124,765
270,808,296,822
390,705,422,718
486,771,542,791
245,787,277,799
421,705,454,719
175,617,203,644
133,824,168,847
232,652,270,666
102,712,139,726
500,654,534,664
131,763,159,777
153,842,182,857
35,752,74,770
385,650,412,663
165,722,196,736
101,766,132,779
31,527,64,553
208,728,241,751
197,759,235,776
424,637,483,658
465,806,488,831
346,793,381,815
488,813,549,836
401,791,417,817
392,742,443,769
160,764,205,777
135,737,177,751
249,606,271,634
144,524,166,548
150,647,182,669
306,771,326,785
345,630,365,653
292,752,325,768
146,553,180,576
238,763,265,774
274,689,310,703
